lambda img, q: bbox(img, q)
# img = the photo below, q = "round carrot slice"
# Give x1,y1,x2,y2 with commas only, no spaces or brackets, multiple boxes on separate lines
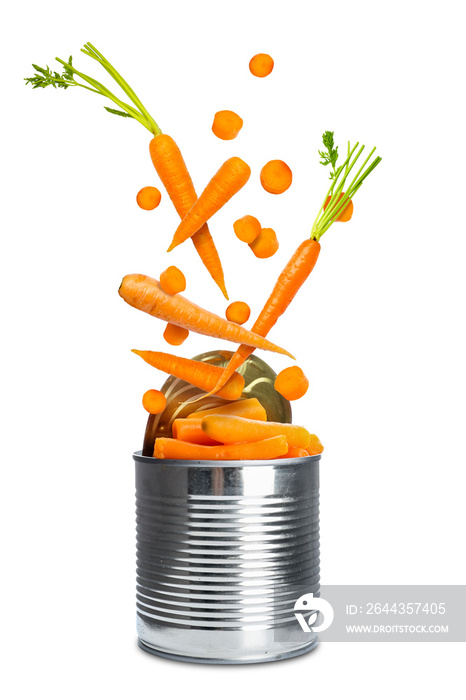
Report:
249,53,274,77
142,389,167,414
212,110,243,140
249,228,279,259
274,366,309,400
136,186,161,210
159,266,186,295
324,192,354,222
260,160,292,194
225,301,251,325
233,215,261,244
163,323,189,346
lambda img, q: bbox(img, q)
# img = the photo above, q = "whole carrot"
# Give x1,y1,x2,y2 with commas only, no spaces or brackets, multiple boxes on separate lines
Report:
119,274,294,357
132,350,245,400
154,435,288,460
201,415,311,448
167,157,251,251
25,44,228,299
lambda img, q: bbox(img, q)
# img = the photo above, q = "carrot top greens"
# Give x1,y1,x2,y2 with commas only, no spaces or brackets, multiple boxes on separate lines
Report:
311,131,381,241
25,43,161,136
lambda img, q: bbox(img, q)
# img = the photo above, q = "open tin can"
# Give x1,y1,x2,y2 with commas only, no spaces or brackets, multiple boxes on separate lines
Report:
134,451,321,664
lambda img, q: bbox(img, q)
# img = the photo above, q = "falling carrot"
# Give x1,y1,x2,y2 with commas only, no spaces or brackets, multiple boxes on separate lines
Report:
249,54,274,78
275,366,309,400
260,160,292,194
306,434,325,455
201,415,311,448
249,227,279,258
187,398,267,421
167,157,251,251
154,435,288,460
212,110,243,140
233,215,261,244
119,274,294,357
136,186,161,210
25,44,228,299
132,349,245,400
163,323,189,346
159,266,186,295
142,389,166,414
225,301,251,325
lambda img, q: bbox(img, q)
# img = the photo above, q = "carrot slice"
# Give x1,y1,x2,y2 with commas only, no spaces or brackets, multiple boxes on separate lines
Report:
225,301,251,325
274,366,309,400
249,228,279,258
249,54,274,78
260,160,292,194
163,323,189,346
212,110,243,140
142,389,166,414
136,186,161,210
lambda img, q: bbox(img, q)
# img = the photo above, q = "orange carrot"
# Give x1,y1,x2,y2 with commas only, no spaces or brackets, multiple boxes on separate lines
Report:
159,266,186,295
204,239,320,398
119,274,294,357
225,301,250,325
324,192,353,222
163,323,189,346
142,389,166,414
280,446,309,458
275,366,309,400
132,350,245,400
187,398,267,421
249,53,274,77
260,160,292,194
154,435,288,460
149,134,228,299
201,415,311,448
249,227,279,258
212,110,243,140
167,157,251,251
233,215,261,243
136,186,161,210
306,434,324,455
172,418,222,445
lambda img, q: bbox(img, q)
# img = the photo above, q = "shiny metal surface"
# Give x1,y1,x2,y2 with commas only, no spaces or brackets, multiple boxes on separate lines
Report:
134,452,320,663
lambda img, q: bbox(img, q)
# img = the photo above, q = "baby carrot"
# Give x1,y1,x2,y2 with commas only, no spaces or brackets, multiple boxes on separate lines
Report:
172,418,221,446
119,274,294,357
274,366,309,400
154,435,288,460
280,446,309,458
249,54,274,77
163,323,189,346
225,301,250,325
167,157,251,251
201,415,311,449
142,389,166,414
249,227,279,258
233,215,261,243
306,435,324,456
159,266,186,295
212,110,243,140
260,160,292,194
187,398,267,421
136,186,161,210
132,350,245,400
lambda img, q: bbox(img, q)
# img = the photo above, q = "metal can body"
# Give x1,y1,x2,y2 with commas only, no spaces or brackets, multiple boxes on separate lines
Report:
134,452,320,664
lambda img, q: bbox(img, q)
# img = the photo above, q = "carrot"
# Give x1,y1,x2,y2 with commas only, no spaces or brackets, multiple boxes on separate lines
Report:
275,366,309,400
249,54,274,77
163,323,189,346
132,349,245,400
142,389,166,414
233,215,261,244
149,134,228,299
136,186,161,210
172,418,222,445
187,398,267,421
119,274,294,357
260,160,292,194
306,434,324,455
225,301,250,325
212,110,243,140
167,157,251,252
249,227,279,258
280,446,309,458
154,435,288,460
203,239,320,398
201,415,311,449
159,266,186,295
324,192,353,222
26,46,228,299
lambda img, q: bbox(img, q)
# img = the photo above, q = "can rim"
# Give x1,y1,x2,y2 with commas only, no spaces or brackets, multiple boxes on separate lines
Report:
133,449,321,467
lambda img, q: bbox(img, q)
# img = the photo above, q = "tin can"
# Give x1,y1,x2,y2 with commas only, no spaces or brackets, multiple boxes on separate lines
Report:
134,451,321,664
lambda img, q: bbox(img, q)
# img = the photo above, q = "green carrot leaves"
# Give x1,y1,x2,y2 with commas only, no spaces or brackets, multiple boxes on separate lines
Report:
318,131,339,179
25,57,74,89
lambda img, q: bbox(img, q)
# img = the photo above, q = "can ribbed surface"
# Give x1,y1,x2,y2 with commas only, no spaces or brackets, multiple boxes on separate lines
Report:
134,452,320,663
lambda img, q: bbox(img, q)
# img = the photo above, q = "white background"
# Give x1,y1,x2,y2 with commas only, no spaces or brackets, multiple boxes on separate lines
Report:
2,0,465,696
